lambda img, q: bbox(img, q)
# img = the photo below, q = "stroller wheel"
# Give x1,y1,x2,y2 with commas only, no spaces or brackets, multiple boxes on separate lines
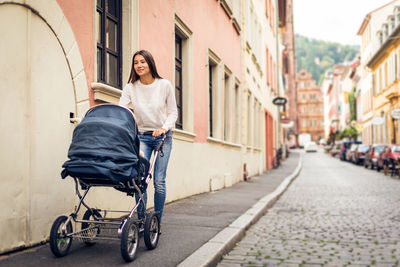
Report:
81,209,102,246
50,216,73,257
120,218,139,262
144,211,160,250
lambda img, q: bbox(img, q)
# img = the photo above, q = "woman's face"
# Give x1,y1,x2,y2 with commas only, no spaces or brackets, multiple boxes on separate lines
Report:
133,54,150,77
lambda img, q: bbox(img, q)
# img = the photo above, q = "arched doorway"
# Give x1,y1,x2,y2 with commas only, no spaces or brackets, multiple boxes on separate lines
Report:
0,4,76,251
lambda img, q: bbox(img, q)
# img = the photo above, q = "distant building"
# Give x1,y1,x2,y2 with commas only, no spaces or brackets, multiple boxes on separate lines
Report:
296,69,324,141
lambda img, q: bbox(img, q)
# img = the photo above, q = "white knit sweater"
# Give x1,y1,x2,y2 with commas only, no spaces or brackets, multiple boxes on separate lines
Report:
119,78,178,132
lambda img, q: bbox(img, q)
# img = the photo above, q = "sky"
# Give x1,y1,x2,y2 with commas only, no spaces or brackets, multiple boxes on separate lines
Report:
293,0,394,46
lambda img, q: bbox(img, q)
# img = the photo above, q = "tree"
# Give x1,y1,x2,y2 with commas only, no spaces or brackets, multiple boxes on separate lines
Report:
337,127,359,140
295,34,359,84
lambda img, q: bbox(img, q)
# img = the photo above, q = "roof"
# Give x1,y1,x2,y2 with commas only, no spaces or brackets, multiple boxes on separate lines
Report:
357,0,398,35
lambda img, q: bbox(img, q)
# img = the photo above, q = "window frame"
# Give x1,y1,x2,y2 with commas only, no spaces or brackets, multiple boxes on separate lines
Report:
96,0,122,89
175,34,183,130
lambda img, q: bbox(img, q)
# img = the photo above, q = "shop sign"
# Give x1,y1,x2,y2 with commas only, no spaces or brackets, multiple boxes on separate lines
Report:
371,117,384,125
272,97,287,106
391,108,400,120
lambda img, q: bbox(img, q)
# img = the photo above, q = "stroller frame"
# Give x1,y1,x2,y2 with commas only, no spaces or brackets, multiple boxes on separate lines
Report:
50,133,167,263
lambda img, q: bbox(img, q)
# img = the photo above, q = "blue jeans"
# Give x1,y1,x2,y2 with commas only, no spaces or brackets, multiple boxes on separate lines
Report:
135,131,172,222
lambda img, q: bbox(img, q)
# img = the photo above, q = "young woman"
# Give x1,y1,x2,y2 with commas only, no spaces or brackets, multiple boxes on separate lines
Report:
119,50,177,223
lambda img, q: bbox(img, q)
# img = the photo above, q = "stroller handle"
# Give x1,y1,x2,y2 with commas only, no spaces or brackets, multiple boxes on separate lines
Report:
140,131,167,153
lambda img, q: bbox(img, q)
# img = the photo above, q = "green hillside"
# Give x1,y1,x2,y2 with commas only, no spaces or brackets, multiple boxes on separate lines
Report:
295,34,359,84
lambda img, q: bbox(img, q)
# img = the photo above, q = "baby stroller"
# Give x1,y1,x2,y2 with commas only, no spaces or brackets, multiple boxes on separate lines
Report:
49,104,165,262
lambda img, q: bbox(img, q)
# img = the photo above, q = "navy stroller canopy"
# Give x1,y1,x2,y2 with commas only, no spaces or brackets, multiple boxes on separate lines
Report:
61,104,141,183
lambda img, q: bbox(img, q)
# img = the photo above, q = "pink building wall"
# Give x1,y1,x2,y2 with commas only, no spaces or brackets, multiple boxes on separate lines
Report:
57,0,241,141
139,0,242,142
56,0,95,106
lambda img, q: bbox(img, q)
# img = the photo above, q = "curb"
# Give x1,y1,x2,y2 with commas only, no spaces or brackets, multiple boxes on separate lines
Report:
177,154,303,267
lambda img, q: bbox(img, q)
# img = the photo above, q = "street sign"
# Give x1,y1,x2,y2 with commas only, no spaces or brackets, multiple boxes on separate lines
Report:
282,121,294,128
272,97,287,106
391,108,400,120
371,117,384,125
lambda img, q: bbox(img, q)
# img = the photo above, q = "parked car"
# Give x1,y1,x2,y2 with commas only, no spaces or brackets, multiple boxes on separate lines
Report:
345,143,358,162
352,144,370,165
304,141,318,152
378,144,400,174
364,144,387,170
339,140,361,161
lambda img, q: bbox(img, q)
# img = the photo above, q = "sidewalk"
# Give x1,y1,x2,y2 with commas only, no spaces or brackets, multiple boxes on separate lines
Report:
0,152,301,267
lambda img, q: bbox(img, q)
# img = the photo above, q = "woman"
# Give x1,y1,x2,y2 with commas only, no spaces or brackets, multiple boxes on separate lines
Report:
119,50,177,223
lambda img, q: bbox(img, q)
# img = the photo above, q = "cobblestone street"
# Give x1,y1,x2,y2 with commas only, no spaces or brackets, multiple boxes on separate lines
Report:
219,151,400,266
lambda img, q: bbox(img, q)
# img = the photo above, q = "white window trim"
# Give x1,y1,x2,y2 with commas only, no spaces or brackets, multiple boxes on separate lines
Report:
223,66,233,142
174,14,194,136
208,49,222,140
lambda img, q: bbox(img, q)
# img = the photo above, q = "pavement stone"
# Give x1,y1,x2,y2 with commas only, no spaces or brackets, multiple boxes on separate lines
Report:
219,151,400,267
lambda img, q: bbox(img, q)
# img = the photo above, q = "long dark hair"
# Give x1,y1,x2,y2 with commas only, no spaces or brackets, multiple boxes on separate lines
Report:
128,50,162,83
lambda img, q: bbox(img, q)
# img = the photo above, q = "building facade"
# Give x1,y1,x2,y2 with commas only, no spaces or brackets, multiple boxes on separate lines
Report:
296,69,324,141
357,0,400,144
280,0,298,148
367,2,400,145
0,0,291,253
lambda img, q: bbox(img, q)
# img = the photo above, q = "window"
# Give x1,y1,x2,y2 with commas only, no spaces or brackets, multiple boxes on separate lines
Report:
175,15,194,134
302,120,306,128
384,24,389,38
375,70,380,95
397,8,400,25
175,35,183,129
302,94,306,100
396,51,399,81
253,100,258,147
266,48,270,85
302,107,306,113
383,64,386,90
209,62,216,137
233,82,240,143
390,16,396,32
247,93,252,146
224,72,231,141
378,31,383,45
96,0,122,88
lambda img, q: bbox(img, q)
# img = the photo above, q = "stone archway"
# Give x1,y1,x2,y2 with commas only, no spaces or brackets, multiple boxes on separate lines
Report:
0,1,88,253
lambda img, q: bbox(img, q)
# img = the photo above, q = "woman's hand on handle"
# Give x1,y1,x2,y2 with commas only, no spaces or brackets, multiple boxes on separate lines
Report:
152,128,167,138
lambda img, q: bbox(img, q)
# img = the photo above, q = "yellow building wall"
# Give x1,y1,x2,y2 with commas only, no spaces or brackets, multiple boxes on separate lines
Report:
371,43,400,144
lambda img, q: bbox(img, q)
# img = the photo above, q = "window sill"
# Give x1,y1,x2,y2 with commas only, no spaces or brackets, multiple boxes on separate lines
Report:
173,129,196,143
207,137,223,144
222,140,242,148
246,146,262,152
92,82,121,104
